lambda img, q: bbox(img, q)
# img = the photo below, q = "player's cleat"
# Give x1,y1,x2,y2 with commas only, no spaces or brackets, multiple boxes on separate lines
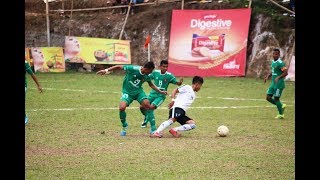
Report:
150,131,162,138
149,129,156,135
282,104,287,113
275,114,284,119
169,128,180,137
141,121,147,128
25,116,29,125
120,125,128,136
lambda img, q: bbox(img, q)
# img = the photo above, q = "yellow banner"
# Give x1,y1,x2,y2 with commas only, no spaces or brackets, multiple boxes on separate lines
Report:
64,36,131,64
31,47,65,72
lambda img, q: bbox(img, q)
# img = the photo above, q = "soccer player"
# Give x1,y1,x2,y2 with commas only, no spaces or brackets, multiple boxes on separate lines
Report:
151,76,204,138
139,60,183,134
264,48,288,119
96,61,167,136
25,60,43,125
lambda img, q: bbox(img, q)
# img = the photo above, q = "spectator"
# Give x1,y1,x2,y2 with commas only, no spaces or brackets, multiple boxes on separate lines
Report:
109,0,129,14
289,0,295,12
131,0,144,15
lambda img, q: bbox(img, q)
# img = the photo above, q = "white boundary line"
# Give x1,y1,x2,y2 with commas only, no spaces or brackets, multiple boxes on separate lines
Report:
30,87,294,103
27,105,293,112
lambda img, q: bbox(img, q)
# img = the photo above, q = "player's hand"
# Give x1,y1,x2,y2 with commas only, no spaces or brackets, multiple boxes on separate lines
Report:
178,77,184,85
96,69,110,75
38,86,43,93
160,90,167,95
263,77,268,83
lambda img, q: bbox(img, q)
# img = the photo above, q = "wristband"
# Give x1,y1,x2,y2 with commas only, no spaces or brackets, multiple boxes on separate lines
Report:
105,69,109,73
171,99,175,102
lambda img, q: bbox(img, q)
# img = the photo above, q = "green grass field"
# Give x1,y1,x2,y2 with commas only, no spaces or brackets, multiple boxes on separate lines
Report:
25,72,295,179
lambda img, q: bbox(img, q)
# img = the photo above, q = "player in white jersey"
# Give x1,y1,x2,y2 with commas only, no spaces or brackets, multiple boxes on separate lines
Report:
151,76,204,138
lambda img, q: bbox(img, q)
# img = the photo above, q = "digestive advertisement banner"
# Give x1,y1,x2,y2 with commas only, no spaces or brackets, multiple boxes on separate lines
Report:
168,8,251,77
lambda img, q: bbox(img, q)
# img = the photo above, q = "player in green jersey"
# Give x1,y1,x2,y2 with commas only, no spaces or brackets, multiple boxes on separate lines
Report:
264,48,288,119
96,61,167,136
25,60,43,125
139,60,183,134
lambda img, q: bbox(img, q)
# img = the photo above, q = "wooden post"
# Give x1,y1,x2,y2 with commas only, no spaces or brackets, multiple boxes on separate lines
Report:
181,0,184,10
46,0,51,46
119,0,133,40
268,0,295,14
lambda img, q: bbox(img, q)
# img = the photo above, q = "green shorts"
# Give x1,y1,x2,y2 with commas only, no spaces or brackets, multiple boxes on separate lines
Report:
148,95,165,109
120,91,148,106
266,86,284,98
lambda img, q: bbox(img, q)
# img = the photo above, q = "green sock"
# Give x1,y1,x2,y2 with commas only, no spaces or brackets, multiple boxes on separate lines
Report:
146,110,156,131
120,110,128,127
275,101,283,115
140,108,147,123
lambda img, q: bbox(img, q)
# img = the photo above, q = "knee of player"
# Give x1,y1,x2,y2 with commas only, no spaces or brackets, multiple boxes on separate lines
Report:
145,104,156,110
119,106,126,111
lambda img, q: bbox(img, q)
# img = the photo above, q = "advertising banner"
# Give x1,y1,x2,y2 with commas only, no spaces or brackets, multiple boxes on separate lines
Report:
31,47,65,72
168,9,251,77
64,36,131,64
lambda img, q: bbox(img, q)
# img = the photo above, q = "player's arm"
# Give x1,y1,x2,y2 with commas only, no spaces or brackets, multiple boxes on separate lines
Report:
264,73,272,83
176,77,183,86
96,65,124,75
31,73,43,93
275,67,288,83
147,81,167,95
168,87,179,109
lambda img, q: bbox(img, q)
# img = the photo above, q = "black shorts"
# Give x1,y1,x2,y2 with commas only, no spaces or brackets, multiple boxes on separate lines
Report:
169,107,191,125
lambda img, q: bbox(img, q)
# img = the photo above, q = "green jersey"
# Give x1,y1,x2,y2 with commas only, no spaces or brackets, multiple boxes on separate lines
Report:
148,70,178,98
270,58,286,89
122,65,152,95
25,60,34,88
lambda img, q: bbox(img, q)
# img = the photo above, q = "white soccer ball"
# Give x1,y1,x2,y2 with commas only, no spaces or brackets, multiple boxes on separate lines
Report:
217,125,229,137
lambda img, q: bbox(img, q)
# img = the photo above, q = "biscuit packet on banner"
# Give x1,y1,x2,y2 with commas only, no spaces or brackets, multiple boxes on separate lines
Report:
191,33,225,59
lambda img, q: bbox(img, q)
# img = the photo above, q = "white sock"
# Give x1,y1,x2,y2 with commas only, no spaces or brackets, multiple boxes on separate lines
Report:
156,119,173,133
174,124,196,132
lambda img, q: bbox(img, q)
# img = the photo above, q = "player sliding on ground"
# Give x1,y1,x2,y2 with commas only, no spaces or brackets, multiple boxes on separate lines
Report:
151,76,204,138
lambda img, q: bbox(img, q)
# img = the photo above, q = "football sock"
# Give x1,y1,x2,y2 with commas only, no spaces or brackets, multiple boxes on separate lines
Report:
120,111,128,127
174,124,196,132
275,101,283,115
140,107,146,116
156,119,173,133
140,107,147,124
146,110,156,131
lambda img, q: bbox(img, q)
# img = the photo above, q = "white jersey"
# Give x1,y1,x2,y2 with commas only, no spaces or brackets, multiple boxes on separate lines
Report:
172,84,196,112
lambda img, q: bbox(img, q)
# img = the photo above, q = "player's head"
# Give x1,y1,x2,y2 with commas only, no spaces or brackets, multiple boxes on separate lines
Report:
192,76,204,92
142,61,155,75
159,59,169,73
273,48,280,61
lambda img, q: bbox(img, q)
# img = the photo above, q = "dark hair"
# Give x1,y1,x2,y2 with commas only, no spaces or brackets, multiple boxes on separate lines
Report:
143,61,155,69
160,60,168,66
273,48,280,53
192,76,204,84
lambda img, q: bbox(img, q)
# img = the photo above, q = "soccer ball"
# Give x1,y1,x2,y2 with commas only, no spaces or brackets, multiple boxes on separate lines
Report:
217,125,229,137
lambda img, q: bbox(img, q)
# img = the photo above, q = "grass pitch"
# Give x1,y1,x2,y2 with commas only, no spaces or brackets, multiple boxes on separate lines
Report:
25,72,295,179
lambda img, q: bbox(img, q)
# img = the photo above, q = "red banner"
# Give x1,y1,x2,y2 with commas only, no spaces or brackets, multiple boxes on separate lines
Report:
168,9,251,77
